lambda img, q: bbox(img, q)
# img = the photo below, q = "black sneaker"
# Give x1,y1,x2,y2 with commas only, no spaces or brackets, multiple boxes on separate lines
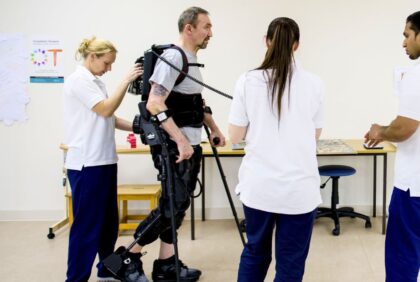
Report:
151,255,201,282
104,246,149,282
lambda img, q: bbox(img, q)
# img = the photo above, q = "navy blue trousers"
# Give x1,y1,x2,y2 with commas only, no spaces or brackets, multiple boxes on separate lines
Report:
385,188,420,282
238,205,316,282
66,164,119,282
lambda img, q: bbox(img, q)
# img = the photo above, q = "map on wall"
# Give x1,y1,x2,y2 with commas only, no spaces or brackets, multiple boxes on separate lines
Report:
0,33,30,126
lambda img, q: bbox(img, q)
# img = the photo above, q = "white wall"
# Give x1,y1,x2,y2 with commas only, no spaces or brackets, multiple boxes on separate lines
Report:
0,0,417,220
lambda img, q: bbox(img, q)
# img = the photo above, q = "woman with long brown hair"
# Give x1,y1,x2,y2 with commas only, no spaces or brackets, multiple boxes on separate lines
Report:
229,17,325,281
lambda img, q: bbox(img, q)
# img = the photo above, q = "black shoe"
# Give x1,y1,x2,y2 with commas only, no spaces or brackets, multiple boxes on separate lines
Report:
152,255,201,282
104,246,149,282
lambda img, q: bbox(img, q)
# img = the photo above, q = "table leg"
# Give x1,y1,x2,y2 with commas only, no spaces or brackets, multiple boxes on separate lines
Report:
373,155,377,217
47,151,70,239
191,193,195,240
68,196,73,225
202,156,206,221
382,154,388,235
122,200,128,223
190,155,206,240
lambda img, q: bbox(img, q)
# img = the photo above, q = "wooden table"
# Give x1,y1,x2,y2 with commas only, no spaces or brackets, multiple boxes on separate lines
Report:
192,139,396,239
50,140,395,239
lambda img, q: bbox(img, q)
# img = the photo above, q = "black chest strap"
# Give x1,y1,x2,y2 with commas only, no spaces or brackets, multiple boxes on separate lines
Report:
171,46,189,86
165,91,204,128
170,46,204,86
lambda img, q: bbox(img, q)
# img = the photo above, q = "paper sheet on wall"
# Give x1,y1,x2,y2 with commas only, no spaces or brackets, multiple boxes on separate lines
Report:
0,33,30,126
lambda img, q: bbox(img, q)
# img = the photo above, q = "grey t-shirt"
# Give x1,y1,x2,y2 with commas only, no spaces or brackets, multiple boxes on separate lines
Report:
149,47,203,145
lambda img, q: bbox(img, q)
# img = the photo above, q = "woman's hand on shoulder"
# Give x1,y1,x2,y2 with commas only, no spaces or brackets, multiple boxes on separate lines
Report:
124,63,143,84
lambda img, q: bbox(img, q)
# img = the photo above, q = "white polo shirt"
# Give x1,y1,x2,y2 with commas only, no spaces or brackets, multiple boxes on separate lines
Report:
229,62,325,214
63,65,117,170
394,63,420,197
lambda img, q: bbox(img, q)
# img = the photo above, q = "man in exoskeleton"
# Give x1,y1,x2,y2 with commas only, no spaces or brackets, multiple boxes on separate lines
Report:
112,6,226,282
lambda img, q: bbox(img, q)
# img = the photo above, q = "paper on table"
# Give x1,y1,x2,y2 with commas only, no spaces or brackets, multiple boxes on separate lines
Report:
232,141,246,150
316,139,356,154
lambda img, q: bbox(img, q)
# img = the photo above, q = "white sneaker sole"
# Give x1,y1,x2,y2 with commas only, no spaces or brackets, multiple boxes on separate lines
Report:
97,277,121,281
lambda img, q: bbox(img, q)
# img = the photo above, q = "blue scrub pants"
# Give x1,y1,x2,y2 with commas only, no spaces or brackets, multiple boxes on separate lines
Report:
385,187,420,282
66,164,119,282
238,205,316,282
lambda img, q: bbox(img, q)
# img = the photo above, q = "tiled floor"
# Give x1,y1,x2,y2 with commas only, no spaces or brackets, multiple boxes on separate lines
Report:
0,217,413,282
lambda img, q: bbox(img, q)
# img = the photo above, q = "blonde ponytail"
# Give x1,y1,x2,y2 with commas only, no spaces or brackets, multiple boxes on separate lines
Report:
75,36,117,60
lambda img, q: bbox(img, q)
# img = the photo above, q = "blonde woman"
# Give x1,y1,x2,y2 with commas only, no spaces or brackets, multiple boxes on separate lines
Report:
63,36,142,282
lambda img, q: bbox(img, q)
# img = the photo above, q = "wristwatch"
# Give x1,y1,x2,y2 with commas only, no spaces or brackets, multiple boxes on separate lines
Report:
155,110,172,123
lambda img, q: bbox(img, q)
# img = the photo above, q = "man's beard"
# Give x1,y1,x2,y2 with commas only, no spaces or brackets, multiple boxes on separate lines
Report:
409,52,420,60
198,38,209,49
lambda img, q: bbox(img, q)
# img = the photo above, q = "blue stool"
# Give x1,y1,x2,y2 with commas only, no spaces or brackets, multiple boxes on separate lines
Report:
317,165,372,236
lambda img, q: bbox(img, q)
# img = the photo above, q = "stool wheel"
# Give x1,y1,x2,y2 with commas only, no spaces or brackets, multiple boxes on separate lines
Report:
47,232,55,239
365,221,372,229
332,225,340,236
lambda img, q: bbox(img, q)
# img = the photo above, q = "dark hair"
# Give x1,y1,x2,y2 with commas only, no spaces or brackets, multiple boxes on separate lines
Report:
178,7,209,33
257,17,300,120
407,11,420,35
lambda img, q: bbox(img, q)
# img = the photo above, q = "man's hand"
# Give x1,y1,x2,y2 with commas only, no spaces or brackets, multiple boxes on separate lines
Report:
203,111,226,147
365,116,419,145
210,129,226,147
364,123,384,147
175,137,194,163
147,83,195,163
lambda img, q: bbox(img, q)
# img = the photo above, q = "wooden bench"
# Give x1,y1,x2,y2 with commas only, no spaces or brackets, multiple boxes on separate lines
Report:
64,184,161,232
117,184,161,231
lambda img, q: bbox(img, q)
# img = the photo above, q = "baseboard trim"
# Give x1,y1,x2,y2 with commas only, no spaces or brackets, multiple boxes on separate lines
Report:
0,210,66,221
0,205,385,221
185,204,384,220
